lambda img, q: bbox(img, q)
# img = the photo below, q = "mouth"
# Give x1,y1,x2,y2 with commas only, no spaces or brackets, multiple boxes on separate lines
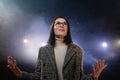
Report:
58,29,65,32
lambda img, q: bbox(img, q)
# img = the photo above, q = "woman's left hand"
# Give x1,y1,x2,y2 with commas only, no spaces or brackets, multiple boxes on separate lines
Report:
92,59,107,80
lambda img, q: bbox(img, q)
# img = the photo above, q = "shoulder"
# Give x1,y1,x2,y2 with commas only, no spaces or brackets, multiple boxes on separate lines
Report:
39,44,53,51
38,44,52,56
69,43,84,55
70,43,83,51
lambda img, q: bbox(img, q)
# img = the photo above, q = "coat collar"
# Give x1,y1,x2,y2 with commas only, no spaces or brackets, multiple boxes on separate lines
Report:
63,43,76,69
46,44,56,69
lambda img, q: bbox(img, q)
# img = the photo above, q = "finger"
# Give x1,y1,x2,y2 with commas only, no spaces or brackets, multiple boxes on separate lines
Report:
8,56,16,64
100,60,107,69
13,60,17,69
101,60,106,68
7,56,17,69
8,56,13,60
98,60,107,73
98,60,104,71
8,59,14,66
8,56,11,59
96,61,99,70
7,64,14,70
8,56,13,63
98,59,102,68
100,60,103,67
92,64,95,72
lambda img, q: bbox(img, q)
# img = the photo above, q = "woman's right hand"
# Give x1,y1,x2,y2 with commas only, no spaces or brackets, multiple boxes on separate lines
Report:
7,56,22,78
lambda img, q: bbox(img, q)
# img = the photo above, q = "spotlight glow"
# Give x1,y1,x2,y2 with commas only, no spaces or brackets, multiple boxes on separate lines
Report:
101,42,108,48
117,40,120,45
23,39,28,43
41,42,47,46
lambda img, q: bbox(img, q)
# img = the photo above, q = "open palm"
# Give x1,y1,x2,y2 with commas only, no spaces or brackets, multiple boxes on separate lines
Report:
92,60,107,80
7,56,22,78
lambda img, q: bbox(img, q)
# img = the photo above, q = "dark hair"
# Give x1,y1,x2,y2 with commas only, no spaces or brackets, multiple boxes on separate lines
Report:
48,16,73,47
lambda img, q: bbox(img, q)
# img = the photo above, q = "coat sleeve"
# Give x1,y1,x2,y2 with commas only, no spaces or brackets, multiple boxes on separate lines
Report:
20,47,43,80
77,47,94,80
73,47,83,80
81,74,94,80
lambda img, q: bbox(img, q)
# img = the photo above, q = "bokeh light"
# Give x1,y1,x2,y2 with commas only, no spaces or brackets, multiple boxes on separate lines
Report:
101,42,108,48
23,39,28,44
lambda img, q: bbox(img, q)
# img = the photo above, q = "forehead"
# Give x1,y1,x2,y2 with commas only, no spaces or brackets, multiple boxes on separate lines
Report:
55,18,66,22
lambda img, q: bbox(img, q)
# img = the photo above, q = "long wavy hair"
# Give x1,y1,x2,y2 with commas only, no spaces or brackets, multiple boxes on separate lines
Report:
48,16,73,47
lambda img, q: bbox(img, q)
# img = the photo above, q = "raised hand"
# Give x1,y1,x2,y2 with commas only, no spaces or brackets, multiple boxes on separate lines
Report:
7,56,22,78
92,60,107,80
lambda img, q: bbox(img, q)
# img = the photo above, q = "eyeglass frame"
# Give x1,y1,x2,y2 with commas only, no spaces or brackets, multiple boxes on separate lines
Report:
54,21,68,26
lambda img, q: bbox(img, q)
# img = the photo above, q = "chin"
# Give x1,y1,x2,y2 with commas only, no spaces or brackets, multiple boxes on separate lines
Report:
56,34,66,38
58,34,65,36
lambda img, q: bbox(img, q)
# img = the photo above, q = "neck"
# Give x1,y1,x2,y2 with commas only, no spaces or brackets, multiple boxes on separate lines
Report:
55,37,66,46
55,35,64,39
55,37,64,41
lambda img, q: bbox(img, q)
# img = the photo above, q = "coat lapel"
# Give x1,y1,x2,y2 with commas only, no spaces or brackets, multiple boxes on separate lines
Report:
46,44,57,70
46,43,76,70
63,43,76,69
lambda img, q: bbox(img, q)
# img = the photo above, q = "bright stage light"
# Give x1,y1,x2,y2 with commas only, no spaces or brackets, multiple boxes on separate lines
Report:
117,40,120,45
101,42,108,48
115,40,120,48
41,42,47,46
23,39,28,43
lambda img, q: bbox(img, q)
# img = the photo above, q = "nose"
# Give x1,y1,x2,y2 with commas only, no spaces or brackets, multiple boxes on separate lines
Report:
59,23,64,26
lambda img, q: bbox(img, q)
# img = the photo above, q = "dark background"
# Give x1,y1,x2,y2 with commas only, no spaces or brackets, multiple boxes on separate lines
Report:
0,0,120,80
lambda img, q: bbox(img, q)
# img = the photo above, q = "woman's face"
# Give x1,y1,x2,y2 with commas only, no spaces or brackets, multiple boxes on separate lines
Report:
54,18,68,39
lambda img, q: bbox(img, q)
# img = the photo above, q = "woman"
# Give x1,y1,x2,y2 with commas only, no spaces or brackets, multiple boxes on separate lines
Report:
7,16,107,80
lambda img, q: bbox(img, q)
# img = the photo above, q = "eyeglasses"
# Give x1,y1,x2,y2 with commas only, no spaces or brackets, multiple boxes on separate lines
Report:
54,22,67,26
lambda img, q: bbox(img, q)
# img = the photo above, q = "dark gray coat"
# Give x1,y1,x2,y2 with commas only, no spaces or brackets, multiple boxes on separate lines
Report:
21,43,93,80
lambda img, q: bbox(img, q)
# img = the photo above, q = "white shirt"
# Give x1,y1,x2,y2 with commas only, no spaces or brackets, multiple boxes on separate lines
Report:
54,37,68,80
